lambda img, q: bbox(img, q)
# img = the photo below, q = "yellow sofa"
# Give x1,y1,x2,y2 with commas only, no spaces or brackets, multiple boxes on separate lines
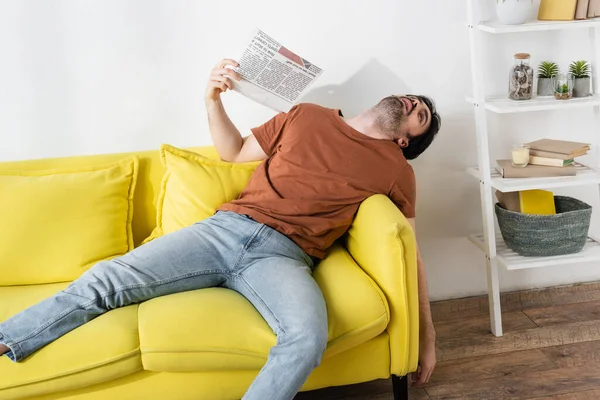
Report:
0,146,419,400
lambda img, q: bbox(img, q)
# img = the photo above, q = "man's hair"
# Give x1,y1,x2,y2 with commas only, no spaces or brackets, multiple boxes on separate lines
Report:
402,95,441,160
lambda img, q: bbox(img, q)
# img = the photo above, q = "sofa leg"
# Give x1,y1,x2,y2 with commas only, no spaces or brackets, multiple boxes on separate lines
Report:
391,374,409,400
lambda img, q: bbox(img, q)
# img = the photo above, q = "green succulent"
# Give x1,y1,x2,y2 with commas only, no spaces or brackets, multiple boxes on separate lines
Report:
569,60,590,79
538,61,559,78
557,83,570,94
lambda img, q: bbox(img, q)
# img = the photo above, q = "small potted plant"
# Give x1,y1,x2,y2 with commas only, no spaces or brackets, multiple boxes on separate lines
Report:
569,60,591,97
537,61,559,96
553,73,574,100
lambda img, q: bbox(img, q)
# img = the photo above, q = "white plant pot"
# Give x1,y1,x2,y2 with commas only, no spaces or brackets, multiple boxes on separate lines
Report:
496,0,532,25
537,78,553,96
574,77,591,97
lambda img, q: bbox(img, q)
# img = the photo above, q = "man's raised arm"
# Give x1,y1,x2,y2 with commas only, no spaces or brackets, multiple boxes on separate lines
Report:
204,59,267,163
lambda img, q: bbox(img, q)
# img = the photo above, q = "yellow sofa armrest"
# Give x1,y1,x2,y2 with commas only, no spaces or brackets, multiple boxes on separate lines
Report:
344,195,419,376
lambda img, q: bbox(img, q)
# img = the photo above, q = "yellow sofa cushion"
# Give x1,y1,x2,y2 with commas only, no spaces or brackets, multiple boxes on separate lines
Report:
146,145,259,241
138,245,389,372
0,157,138,285
22,332,390,400
23,335,391,400
0,284,141,400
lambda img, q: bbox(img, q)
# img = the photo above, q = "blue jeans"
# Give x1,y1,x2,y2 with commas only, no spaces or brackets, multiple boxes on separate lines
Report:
0,211,328,400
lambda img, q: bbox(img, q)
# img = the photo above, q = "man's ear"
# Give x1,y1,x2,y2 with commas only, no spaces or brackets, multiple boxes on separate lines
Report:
397,138,409,149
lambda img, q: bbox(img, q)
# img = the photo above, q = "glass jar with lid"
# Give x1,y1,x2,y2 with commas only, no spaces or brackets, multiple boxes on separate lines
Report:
509,53,533,100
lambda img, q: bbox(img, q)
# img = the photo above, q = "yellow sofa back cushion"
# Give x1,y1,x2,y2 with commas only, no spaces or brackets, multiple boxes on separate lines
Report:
147,145,259,239
0,146,221,252
0,157,138,285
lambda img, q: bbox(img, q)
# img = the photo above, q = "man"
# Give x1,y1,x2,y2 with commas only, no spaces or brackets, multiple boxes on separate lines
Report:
0,58,440,399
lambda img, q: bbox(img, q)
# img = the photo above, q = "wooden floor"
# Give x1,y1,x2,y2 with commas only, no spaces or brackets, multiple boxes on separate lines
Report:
295,282,600,400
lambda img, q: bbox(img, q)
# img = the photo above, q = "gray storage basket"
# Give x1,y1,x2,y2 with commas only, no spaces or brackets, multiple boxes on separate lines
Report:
495,196,592,257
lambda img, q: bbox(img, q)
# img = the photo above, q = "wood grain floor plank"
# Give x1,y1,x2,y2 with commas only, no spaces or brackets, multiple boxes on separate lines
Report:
524,300,600,326
408,389,431,400
430,295,490,322
437,319,600,362
541,340,600,368
528,389,600,399
427,349,557,386
500,282,600,314
431,282,600,322
435,311,537,341
426,365,600,400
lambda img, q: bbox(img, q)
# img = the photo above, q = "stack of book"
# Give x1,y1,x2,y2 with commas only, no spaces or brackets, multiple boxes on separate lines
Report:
496,139,590,178
576,0,600,20
496,189,556,215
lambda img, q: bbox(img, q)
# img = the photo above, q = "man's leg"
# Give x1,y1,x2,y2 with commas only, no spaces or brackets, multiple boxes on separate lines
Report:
229,226,328,400
0,211,252,362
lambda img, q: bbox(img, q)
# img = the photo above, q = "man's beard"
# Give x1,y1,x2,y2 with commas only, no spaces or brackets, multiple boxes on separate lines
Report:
372,96,407,139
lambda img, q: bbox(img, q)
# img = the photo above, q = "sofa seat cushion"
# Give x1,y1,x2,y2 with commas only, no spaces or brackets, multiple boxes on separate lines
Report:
0,283,142,400
138,245,390,372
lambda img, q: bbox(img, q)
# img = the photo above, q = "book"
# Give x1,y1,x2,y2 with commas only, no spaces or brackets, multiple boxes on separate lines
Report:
496,190,520,212
588,0,600,17
496,160,577,178
529,155,574,167
525,139,590,157
529,148,589,160
496,189,557,215
576,0,590,19
519,190,556,215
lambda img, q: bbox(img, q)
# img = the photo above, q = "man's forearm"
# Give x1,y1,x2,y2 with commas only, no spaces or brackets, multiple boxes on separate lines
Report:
416,247,435,336
406,218,437,383
407,219,435,335
206,98,243,162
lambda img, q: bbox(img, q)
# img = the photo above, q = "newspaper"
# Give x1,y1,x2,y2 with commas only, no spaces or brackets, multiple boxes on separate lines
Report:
230,29,323,112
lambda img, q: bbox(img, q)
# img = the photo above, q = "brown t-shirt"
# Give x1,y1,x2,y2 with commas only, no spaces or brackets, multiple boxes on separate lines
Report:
219,103,416,259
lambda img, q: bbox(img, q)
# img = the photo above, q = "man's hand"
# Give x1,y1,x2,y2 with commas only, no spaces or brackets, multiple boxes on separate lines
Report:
205,59,242,103
411,323,436,387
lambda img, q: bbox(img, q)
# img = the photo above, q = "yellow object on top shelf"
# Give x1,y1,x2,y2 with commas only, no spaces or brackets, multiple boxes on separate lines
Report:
519,190,557,215
538,0,577,21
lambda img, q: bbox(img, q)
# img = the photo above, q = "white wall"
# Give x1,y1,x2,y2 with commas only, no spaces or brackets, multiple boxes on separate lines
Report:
1,0,599,300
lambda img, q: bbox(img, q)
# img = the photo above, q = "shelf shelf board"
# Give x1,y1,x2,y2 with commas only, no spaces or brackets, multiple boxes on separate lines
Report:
465,95,600,114
468,233,600,270
467,164,600,192
478,19,600,34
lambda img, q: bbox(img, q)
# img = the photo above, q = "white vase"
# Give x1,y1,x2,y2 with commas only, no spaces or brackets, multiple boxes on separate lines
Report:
496,0,532,25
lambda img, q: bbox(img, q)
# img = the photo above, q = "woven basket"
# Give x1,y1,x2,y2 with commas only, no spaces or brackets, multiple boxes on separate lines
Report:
495,196,592,257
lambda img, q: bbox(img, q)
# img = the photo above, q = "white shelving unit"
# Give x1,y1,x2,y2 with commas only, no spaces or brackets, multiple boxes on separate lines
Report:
466,1,600,336
466,94,600,113
467,163,600,192
478,18,600,33
468,234,600,270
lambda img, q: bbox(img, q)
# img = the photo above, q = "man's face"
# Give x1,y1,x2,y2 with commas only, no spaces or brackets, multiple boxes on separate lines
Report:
373,95,432,148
